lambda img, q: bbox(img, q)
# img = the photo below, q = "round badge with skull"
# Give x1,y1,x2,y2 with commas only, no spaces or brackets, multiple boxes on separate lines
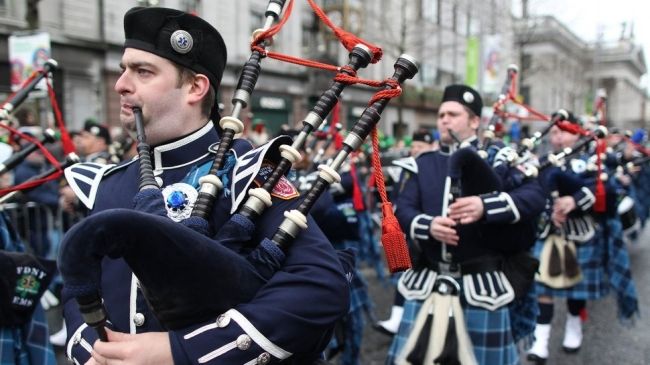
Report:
161,183,198,222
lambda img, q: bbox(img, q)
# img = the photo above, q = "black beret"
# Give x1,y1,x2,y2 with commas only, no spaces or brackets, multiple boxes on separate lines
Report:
84,120,111,144
412,129,433,144
123,7,227,91
553,110,578,125
441,84,483,118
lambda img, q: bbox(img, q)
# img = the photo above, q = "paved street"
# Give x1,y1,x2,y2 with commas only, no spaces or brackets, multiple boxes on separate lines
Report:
51,224,650,364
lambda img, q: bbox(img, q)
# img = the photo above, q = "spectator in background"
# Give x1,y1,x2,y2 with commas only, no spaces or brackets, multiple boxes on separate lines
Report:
248,118,269,146
77,119,111,164
12,127,60,259
109,132,136,163
70,131,83,155
14,108,37,127
409,128,434,157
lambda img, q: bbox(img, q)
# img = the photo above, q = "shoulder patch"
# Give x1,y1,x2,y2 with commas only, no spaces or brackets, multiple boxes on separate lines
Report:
272,176,299,200
64,162,117,210
254,164,299,200
230,135,293,213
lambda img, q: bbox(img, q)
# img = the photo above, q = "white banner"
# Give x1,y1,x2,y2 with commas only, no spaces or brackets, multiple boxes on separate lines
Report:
8,32,51,92
481,34,503,94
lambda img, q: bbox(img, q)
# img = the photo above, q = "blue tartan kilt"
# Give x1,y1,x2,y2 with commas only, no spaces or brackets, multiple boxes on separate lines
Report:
532,227,609,300
386,298,520,365
328,267,371,365
349,268,372,314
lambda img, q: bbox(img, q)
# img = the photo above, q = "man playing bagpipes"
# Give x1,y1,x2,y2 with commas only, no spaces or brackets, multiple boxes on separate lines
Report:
59,7,351,365
526,114,639,364
385,84,546,365
603,128,643,243
625,129,650,228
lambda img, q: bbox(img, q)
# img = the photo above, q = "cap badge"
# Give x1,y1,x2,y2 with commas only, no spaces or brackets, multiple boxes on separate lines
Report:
170,30,193,54
463,91,474,104
90,126,100,135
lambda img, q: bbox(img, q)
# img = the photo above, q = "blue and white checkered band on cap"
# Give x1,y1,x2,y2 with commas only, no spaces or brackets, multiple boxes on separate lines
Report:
123,7,227,90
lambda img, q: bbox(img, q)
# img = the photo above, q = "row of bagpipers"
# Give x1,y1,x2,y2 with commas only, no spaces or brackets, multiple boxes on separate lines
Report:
0,3,649,365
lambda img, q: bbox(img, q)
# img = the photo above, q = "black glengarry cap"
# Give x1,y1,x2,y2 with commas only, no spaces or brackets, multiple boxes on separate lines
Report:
442,84,483,117
123,7,227,91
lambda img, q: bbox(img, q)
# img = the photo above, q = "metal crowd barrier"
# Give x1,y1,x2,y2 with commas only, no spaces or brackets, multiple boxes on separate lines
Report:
0,202,83,259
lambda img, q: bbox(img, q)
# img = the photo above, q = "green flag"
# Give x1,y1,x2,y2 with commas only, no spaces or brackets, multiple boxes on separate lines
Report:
465,36,479,88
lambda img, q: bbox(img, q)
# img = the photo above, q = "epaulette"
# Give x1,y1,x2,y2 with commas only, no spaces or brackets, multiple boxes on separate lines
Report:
392,156,418,174
230,135,293,213
64,162,119,209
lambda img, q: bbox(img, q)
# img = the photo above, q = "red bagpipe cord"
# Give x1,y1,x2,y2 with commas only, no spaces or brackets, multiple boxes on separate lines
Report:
246,0,410,271
492,72,550,122
46,78,75,155
370,128,411,272
0,124,62,195
594,139,607,213
555,121,607,212
250,0,383,83
594,96,607,126
555,120,589,136
0,67,75,196
624,137,650,157
555,122,611,188
349,153,365,212
0,71,41,148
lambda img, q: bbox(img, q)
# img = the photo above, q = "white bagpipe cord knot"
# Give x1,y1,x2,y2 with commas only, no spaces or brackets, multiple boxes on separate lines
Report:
396,291,478,365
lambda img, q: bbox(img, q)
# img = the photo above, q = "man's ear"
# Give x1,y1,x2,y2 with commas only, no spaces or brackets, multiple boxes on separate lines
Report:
470,115,481,130
186,74,210,105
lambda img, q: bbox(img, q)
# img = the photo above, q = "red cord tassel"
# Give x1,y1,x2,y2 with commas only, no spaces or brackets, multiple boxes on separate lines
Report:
380,202,411,272
370,127,411,273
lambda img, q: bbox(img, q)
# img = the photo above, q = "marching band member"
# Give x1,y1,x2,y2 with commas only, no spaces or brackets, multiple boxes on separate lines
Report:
386,84,545,365
77,120,112,164
629,129,650,226
60,7,349,365
527,115,639,364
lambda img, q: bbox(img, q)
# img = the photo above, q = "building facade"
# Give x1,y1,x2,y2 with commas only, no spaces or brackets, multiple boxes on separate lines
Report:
0,1,646,136
515,15,648,130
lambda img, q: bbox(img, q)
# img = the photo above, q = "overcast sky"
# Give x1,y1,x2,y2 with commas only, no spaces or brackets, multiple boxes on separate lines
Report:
513,0,650,91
